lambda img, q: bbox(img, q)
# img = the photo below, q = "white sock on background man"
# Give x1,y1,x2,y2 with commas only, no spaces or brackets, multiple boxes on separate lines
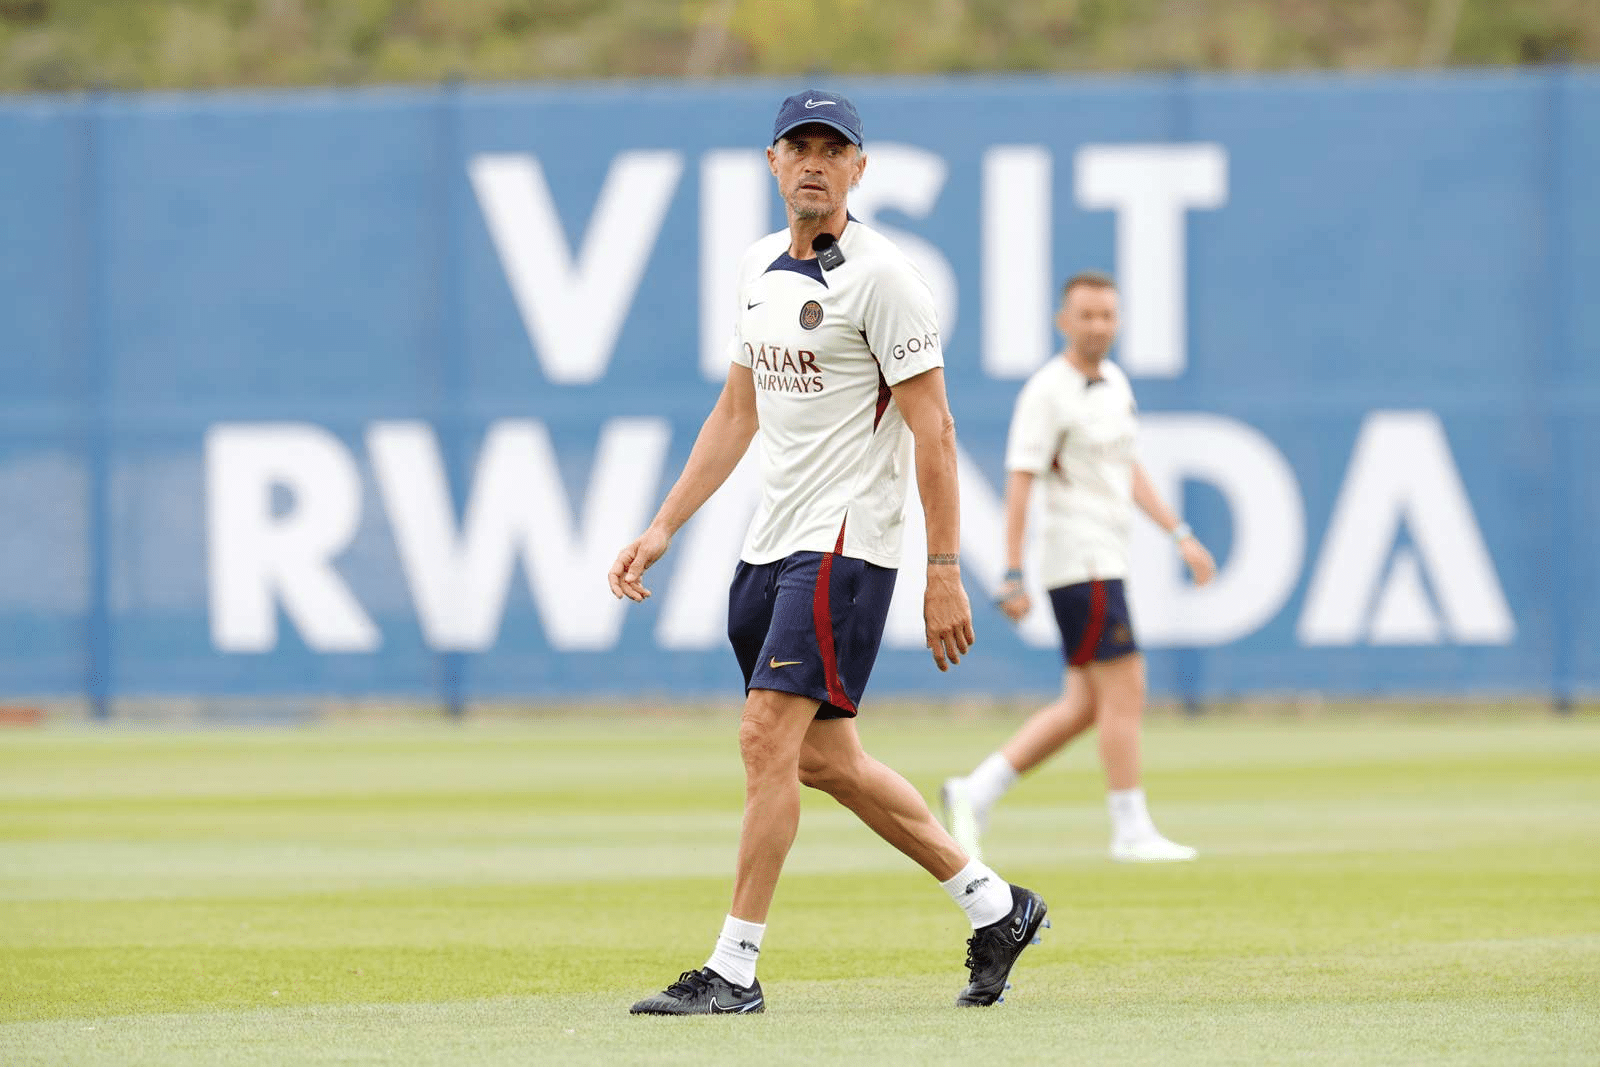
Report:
964,752,1019,814
1107,786,1157,842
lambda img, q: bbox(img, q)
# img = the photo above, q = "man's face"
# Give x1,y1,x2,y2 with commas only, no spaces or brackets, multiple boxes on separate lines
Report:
1056,284,1119,360
767,124,866,221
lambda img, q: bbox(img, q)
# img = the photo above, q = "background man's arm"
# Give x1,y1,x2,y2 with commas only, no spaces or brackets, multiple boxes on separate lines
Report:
995,469,1036,622
1131,460,1217,586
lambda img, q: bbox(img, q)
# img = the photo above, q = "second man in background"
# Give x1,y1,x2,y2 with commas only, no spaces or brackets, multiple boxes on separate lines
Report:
942,271,1216,864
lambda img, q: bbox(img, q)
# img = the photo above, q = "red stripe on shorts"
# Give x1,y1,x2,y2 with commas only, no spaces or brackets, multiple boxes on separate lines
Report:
812,521,855,713
1069,579,1108,667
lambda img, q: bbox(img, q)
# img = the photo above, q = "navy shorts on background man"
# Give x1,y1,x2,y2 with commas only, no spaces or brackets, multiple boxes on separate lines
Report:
1049,578,1138,667
728,551,898,719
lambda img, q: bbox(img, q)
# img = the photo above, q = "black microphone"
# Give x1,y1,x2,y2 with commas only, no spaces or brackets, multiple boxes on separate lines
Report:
812,231,846,271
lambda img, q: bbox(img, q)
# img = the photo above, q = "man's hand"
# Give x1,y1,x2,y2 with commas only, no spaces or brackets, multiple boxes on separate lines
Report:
608,526,672,602
994,577,1031,623
925,565,976,671
1179,536,1217,586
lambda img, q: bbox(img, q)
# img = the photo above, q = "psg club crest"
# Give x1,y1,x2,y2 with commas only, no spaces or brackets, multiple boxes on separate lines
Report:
799,300,824,330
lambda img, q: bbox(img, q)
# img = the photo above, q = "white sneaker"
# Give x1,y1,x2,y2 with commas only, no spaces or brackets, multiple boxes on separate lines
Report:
1110,834,1198,863
940,777,984,862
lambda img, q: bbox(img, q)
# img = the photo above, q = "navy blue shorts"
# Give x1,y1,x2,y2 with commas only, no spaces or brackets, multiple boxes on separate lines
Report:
728,551,898,719
1049,578,1139,667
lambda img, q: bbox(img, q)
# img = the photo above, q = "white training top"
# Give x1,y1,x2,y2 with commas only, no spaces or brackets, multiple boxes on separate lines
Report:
1005,355,1139,588
728,220,944,568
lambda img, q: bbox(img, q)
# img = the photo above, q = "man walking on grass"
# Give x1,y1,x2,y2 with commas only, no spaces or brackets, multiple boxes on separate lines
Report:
608,90,1048,1015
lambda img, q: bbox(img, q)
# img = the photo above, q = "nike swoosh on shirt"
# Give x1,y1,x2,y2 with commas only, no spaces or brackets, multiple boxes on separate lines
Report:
769,658,802,669
746,300,763,309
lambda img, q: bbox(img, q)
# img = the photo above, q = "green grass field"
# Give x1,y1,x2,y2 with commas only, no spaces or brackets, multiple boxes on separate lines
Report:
3,707,1597,1065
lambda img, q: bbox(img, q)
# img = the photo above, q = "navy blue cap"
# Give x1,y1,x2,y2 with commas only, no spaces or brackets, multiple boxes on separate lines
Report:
772,90,863,147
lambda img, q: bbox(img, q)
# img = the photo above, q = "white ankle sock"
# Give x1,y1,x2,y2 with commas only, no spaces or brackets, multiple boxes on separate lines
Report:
704,914,764,988
1108,786,1157,841
966,753,1019,813
940,859,1014,928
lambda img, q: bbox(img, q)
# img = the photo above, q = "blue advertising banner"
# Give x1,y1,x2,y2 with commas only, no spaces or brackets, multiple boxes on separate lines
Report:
1,70,1595,706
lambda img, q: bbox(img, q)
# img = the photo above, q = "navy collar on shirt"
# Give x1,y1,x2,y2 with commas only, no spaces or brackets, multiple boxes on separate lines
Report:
763,213,859,286
765,252,827,286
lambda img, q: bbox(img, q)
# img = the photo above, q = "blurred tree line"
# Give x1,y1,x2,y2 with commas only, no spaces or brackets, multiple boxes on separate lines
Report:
1,0,1593,93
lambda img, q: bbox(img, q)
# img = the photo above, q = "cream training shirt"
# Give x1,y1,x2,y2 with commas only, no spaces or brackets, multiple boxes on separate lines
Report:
728,220,944,568
1005,355,1139,588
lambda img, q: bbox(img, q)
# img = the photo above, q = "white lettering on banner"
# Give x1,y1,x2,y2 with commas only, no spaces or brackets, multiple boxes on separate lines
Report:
370,418,670,652
1075,145,1227,378
469,151,683,385
1297,410,1514,646
1367,548,1443,644
982,145,1053,379
206,424,379,653
849,143,960,337
1131,415,1306,645
655,448,763,648
699,150,771,380
475,143,1225,385
203,409,1511,656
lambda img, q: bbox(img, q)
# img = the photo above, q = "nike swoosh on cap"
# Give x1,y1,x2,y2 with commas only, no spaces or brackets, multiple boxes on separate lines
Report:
804,99,836,108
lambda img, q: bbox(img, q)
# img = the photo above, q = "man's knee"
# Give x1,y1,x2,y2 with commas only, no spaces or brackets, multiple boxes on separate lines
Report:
1094,654,1146,716
797,750,864,796
739,690,823,777
797,753,838,792
739,714,786,775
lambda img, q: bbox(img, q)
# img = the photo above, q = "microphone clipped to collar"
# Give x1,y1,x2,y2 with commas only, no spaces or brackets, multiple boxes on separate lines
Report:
812,232,846,271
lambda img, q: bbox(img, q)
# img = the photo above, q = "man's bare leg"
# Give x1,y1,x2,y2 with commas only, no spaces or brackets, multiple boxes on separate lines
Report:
1087,653,1195,861
797,716,1020,931
729,687,824,922
1086,653,1144,791
798,716,964,879
630,686,819,1015
941,668,1096,857
1001,666,1097,775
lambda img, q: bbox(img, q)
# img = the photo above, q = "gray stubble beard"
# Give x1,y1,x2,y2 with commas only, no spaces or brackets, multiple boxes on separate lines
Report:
788,198,828,221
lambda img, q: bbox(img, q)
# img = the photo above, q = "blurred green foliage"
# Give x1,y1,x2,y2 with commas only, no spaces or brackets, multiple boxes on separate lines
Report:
1,0,1594,93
